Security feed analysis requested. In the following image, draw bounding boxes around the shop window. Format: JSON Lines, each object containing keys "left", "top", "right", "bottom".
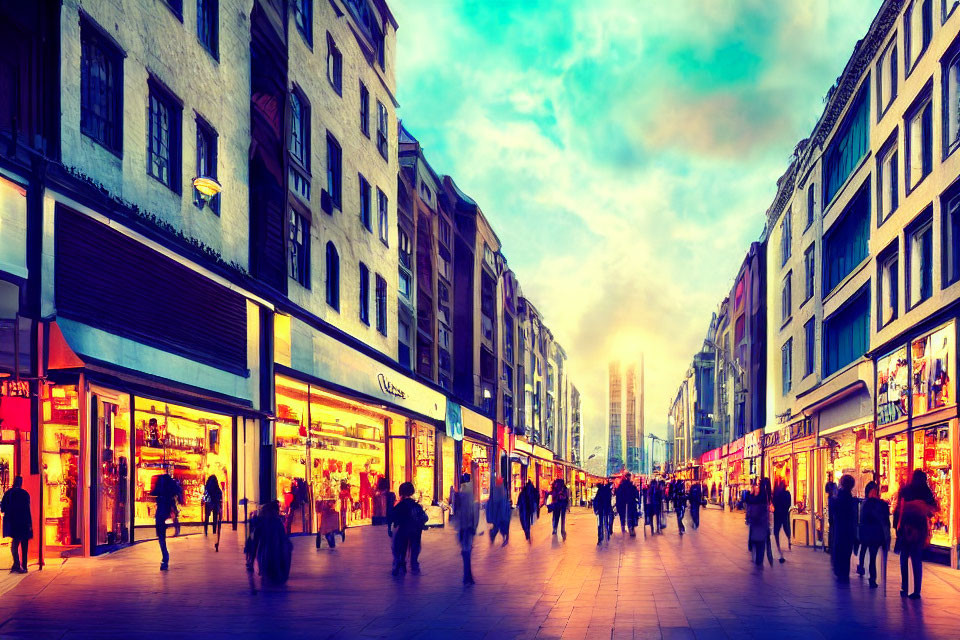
{"left": 823, "top": 285, "right": 870, "bottom": 377}
{"left": 462, "top": 442, "right": 490, "bottom": 503}
{"left": 326, "top": 132, "right": 342, "bottom": 210}
{"left": 359, "top": 81, "right": 370, "bottom": 137}
{"left": 288, "top": 209, "right": 310, "bottom": 288}
{"left": 413, "top": 423, "right": 435, "bottom": 504}
{"left": 878, "top": 245, "right": 899, "bottom": 328}
{"left": 823, "top": 182, "right": 870, "bottom": 295}
{"left": 42, "top": 385, "right": 82, "bottom": 550}
{"left": 876, "top": 39, "right": 897, "bottom": 118}
{"left": 80, "top": 18, "right": 123, "bottom": 153}
{"left": 824, "top": 83, "right": 870, "bottom": 206}
{"left": 905, "top": 0, "right": 932, "bottom": 73}
{"left": 147, "top": 80, "right": 182, "bottom": 191}
{"left": 911, "top": 322, "right": 955, "bottom": 415}
{"left": 92, "top": 388, "right": 131, "bottom": 546}
{"left": 877, "top": 346, "right": 909, "bottom": 426}
{"left": 326, "top": 33, "right": 342, "bottom": 95}
{"left": 877, "top": 138, "right": 898, "bottom": 225}
{"left": 197, "top": 0, "right": 219, "bottom": 59}
{"left": 913, "top": 425, "right": 951, "bottom": 546}
{"left": 359, "top": 262, "right": 369, "bottom": 325}
{"left": 132, "top": 397, "right": 232, "bottom": 534}
{"left": 879, "top": 433, "right": 909, "bottom": 503}
{"left": 376, "top": 274, "right": 387, "bottom": 336}
{"left": 907, "top": 211, "right": 933, "bottom": 308}
{"left": 906, "top": 91, "right": 933, "bottom": 192}
{"left": 294, "top": 0, "right": 312, "bottom": 46}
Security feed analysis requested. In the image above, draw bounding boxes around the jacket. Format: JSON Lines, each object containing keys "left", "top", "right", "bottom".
{"left": 859, "top": 497, "right": 891, "bottom": 549}
{"left": 391, "top": 497, "right": 428, "bottom": 539}
{"left": 745, "top": 495, "right": 770, "bottom": 543}
{"left": 0, "top": 487, "right": 31, "bottom": 540}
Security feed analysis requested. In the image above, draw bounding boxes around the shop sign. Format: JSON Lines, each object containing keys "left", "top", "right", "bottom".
{"left": 763, "top": 424, "right": 790, "bottom": 449}
{"left": 0, "top": 379, "right": 32, "bottom": 431}
{"left": 377, "top": 373, "right": 406, "bottom": 400}
{"left": 0, "top": 380, "right": 30, "bottom": 398}
{"left": 511, "top": 452, "right": 530, "bottom": 465}
{"left": 743, "top": 429, "right": 763, "bottom": 458}
{"left": 729, "top": 437, "right": 745, "bottom": 457}
{"left": 445, "top": 401, "right": 463, "bottom": 442}
{"left": 911, "top": 322, "right": 955, "bottom": 418}
{"left": 514, "top": 437, "right": 533, "bottom": 454}
{"left": 461, "top": 405, "right": 494, "bottom": 439}
{"left": 533, "top": 444, "right": 553, "bottom": 460}
{"left": 877, "top": 345, "right": 909, "bottom": 426}
{"left": 700, "top": 447, "right": 720, "bottom": 463}
{"left": 776, "top": 410, "right": 793, "bottom": 424}
{"left": 790, "top": 418, "right": 813, "bottom": 441}
{"left": 415, "top": 424, "right": 434, "bottom": 467}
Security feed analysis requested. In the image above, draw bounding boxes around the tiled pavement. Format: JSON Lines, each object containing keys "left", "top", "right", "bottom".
{"left": 0, "top": 507, "right": 959, "bottom": 639}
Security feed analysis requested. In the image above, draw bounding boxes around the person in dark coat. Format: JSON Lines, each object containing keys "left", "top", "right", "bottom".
{"left": 549, "top": 479, "right": 569, "bottom": 538}
{"left": 894, "top": 469, "right": 939, "bottom": 598}
{"left": 391, "top": 482, "right": 428, "bottom": 575}
{"left": 615, "top": 474, "right": 639, "bottom": 536}
{"left": 643, "top": 481, "right": 659, "bottom": 534}
{"left": 858, "top": 480, "right": 890, "bottom": 589}
{"left": 687, "top": 482, "right": 702, "bottom": 529}
{"left": 772, "top": 478, "right": 792, "bottom": 563}
{"left": 746, "top": 480, "right": 773, "bottom": 567}
{"left": 202, "top": 474, "right": 223, "bottom": 537}
{"left": 830, "top": 474, "right": 859, "bottom": 582}
{"left": 593, "top": 482, "right": 613, "bottom": 545}
{"left": 486, "top": 477, "right": 511, "bottom": 546}
{"left": 1, "top": 476, "right": 32, "bottom": 573}
{"left": 518, "top": 480, "right": 538, "bottom": 541}
{"left": 251, "top": 500, "right": 293, "bottom": 584}
{"left": 673, "top": 480, "right": 686, "bottom": 534}
{"left": 150, "top": 472, "right": 182, "bottom": 571}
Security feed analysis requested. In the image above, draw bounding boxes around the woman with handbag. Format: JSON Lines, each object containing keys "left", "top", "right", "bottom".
{"left": 894, "top": 469, "right": 939, "bottom": 599}
{"left": 549, "top": 478, "right": 569, "bottom": 538}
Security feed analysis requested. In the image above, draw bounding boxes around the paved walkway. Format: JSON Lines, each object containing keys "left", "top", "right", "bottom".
{"left": 0, "top": 507, "right": 959, "bottom": 639}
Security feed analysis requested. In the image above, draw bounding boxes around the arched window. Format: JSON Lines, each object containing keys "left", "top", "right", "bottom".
{"left": 326, "top": 241, "right": 340, "bottom": 311}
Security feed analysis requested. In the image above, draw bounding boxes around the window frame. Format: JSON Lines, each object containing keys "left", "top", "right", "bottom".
{"left": 359, "top": 173, "right": 372, "bottom": 231}
{"left": 163, "top": 0, "right": 184, "bottom": 21}
{"left": 359, "top": 262, "right": 370, "bottom": 325}
{"left": 942, "top": 186, "right": 960, "bottom": 288}
{"left": 905, "top": 0, "right": 933, "bottom": 75}
{"left": 326, "top": 131, "right": 342, "bottom": 210}
{"left": 905, "top": 85, "right": 934, "bottom": 194}
{"left": 906, "top": 208, "right": 934, "bottom": 309}
{"left": 377, "top": 187, "right": 389, "bottom": 246}
{"left": 326, "top": 33, "right": 342, "bottom": 96}
{"left": 876, "top": 132, "right": 899, "bottom": 226}
{"left": 876, "top": 37, "right": 898, "bottom": 120}
{"left": 806, "top": 183, "right": 816, "bottom": 230}
{"left": 877, "top": 242, "right": 900, "bottom": 329}
{"left": 376, "top": 274, "right": 388, "bottom": 336}
{"left": 780, "top": 208, "right": 792, "bottom": 267}
{"left": 803, "top": 244, "right": 816, "bottom": 302}
{"left": 196, "top": 0, "right": 219, "bottom": 60}
{"left": 942, "top": 42, "right": 960, "bottom": 159}
{"left": 359, "top": 81, "right": 370, "bottom": 137}
{"left": 946, "top": 0, "right": 960, "bottom": 23}
{"left": 377, "top": 100, "right": 388, "bottom": 160}
{"left": 781, "top": 338, "right": 793, "bottom": 395}
{"left": 287, "top": 207, "right": 311, "bottom": 288}
{"left": 194, "top": 115, "right": 219, "bottom": 214}
{"left": 781, "top": 271, "right": 792, "bottom": 326}
{"left": 288, "top": 87, "right": 310, "bottom": 172}
{"left": 295, "top": 0, "right": 313, "bottom": 47}
{"left": 80, "top": 17, "right": 124, "bottom": 155}
{"left": 803, "top": 318, "right": 816, "bottom": 378}
{"left": 325, "top": 241, "right": 340, "bottom": 311}
{"left": 822, "top": 284, "right": 871, "bottom": 378}
{"left": 146, "top": 78, "right": 183, "bottom": 193}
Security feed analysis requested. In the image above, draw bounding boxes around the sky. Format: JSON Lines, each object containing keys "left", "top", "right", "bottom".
{"left": 392, "top": 0, "right": 883, "bottom": 468}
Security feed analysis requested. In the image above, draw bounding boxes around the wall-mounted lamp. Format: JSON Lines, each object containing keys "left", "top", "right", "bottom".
{"left": 193, "top": 176, "right": 222, "bottom": 209}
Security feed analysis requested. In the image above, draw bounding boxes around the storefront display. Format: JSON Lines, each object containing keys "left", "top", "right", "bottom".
{"left": 41, "top": 384, "right": 81, "bottom": 550}
{"left": 911, "top": 324, "right": 954, "bottom": 417}
{"left": 413, "top": 422, "right": 436, "bottom": 505}
{"left": 913, "top": 425, "right": 951, "bottom": 548}
{"left": 824, "top": 423, "right": 875, "bottom": 497}
{"left": 878, "top": 433, "right": 908, "bottom": 504}
{"left": 133, "top": 397, "right": 233, "bottom": 535}
{"left": 463, "top": 440, "right": 491, "bottom": 503}
{"left": 877, "top": 346, "right": 909, "bottom": 426}
{"left": 440, "top": 433, "right": 455, "bottom": 506}
{"left": 92, "top": 386, "right": 130, "bottom": 547}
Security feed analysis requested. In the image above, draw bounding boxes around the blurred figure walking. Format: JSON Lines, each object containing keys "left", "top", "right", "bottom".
{"left": 248, "top": 500, "right": 293, "bottom": 587}
{"left": 594, "top": 481, "right": 613, "bottom": 545}
{"left": 151, "top": 471, "right": 182, "bottom": 571}
{"left": 772, "top": 478, "right": 791, "bottom": 563}
{"left": 830, "top": 474, "right": 858, "bottom": 583}
{"left": 454, "top": 473, "right": 479, "bottom": 585}
{"left": 487, "top": 477, "right": 511, "bottom": 546}
{"left": 894, "top": 469, "right": 939, "bottom": 599}
{"left": 858, "top": 480, "right": 890, "bottom": 589}
{"left": 518, "top": 480, "right": 539, "bottom": 541}
{"left": 391, "top": 482, "right": 428, "bottom": 575}
{"left": 550, "top": 478, "right": 569, "bottom": 538}
{"left": 687, "top": 482, "right": 702, "bottom": 529}
{"left": 1, "top": 476, "right": 31, "bottom": 573}
{"left": 746, "top": 479, "right": 773, "bottom": 567}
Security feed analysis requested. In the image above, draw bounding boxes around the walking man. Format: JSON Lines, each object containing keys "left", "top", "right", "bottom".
{"left": 674, "top": 480, "right": 686, "bottom": 534}
{"left": 518, "top": 480, "right": 538, "bottom": 541}
{"left": 151, "top": 470, "right": 182, "bottom": 571}
{"left": 454, "top": 473, "right": 479, "bottom": 585}
{"left": 687, "top": 482, "right": 702, "bottom": 529}
{"left": 1, "top": 476, "right": 31, "bottom": 573}
{"left": 594, "top": 481, "right": 613, "bottom": 545}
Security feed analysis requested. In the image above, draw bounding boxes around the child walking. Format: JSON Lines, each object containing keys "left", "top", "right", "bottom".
{"left": 390, "top": 482, "right": 428, "bottom": 575}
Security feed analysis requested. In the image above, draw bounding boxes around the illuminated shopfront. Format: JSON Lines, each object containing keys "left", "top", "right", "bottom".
{"left": 763, "top": 418, "right": 815, "bottom": 513}
{"left": 821, "top": 422, "right": 874, "bottom": 497}
{"left": 41, "top": 385, "right": 81, "bottom": 552}
{"left": 413, "top": 422, "right": 436, "bottom": 505}
{"left": 700, "top": 448, "right": 724, "bottom": 505}
{"left": 462, "top": 440, "right": 491, "bottom": 503}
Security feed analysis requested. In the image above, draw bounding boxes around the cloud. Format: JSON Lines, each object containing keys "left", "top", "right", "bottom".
{"left": 393, "top": 0, "right": 884, "bottom": 463}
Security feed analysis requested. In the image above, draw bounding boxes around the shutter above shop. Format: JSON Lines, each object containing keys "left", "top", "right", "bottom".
{"left": 54, "top": 205, "right": 248, "bottom": 374}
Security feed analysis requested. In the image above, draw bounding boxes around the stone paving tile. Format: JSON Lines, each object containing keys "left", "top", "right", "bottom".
{"left": 3, "top": 507, "right": 960, "bottom": 638}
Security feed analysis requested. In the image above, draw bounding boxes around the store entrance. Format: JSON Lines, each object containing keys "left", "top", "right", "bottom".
{"left": 41, "top": 384, "right": 82, "bottom": 556}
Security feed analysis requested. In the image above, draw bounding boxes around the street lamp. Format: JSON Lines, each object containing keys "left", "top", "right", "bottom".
{"left": 193, "top": 176, "right": 222, "bottom": 209}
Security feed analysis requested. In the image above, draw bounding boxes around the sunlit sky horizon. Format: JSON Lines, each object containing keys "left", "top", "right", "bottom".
{"left": 392, "top": 0, "right": 883, "bottom": 465}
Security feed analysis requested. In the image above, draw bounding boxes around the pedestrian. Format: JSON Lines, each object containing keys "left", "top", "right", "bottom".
{"left": 202, "top": 474, "right": 223, "bottom": 538}
{"left": 391, "top": 481, "right": 428, "bottom": 575}
{"left": 250, "top": 500, "right": 293, "bottom": 585}
{"left": 338, "top": 479, "right": 351, "bottom": 541}
{"left": 746, "top": 479, "right": 773, "bottom": 567}
{"left": 625, "top": 476, "right": 639, "bottom": 536}
{"left": 894, "top": 469, "right": 939, "bottom": 599}
{"left": 615, "top": 474, "right": 638, "bottom": 535}
{"left": 448, "top": 484, "right": 456, "bottom": 518}
{"left": 150, "top": 471, "right": 182, "bottom": 571}
{"left": 454, "top": 473, "right": 479, "bottom": 585}
{"left": 830, "top": 474, "right": 859, "bottom": 583}
{"left": 673, "top": 480, "right": 686, "bottom": 535}
{"left": 550, "top": 478, "right": 569, "bottom": 538}
{"left": 824, "top": 472, "right": 838, "bottom": 553}
{"left": 772, "top": 478, "right": 792, "bottom": 563}
{"left": 643, "top": 480, "right": 659, "bottom": 534}
{"left": 1, "top": 476, "right": 32, "bottom": 573}
{"left": 688, "top": 482, "right": 702, "bottom": 529}
{"left": 593, "top": 481, "right": 613, "bottom": 545}
{"left": 518, "top": 480, "right": 538, "bottom": 541}
{"left": 486, "top": 477, "right": 511, "bottom": 546}
{"left": 858, "top": 481, "right": 890, "bottom": 589}
{"left": 315, "top": 498, "right": 340, "bottom": 549}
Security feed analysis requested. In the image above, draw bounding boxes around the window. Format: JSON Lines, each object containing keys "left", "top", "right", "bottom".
{"left": 358, "top": 174, "right": 371, "bottom": 230}
{"left": 377, "top": 100, "right": 388, "bottom": 159}
{"left": 823, "top": 183, "right": 870, "bottom": 294}
{"left": 398, "top": 317, "right": 412, "bottom": 370}
{"left": 195, "top": 117, "right": 218, "bottom": 213}
{"left": 877, "top": 141, "right": 899, "bottom": 224}
{"left": 398, "top": 269, "right": 412, "bottom": 299}
{"left": 359, "top": 262, "right": 370, "bottom": 325}
{"left": 877, "top": 40, "right": 897, "bottom": 117}
{"left": 946, "top": 0, "right": 960, "bottom": 22}
{"left": 80, "top": 20, "right": 123, "bottom": 153}
{"left": 824, "top": 84, "right": 870, "bottom": 206}
{"left": 905, "top": 0, "right": 932, "bottom": 72}
{"left": 823, "top": 286, "right": 870, "bottom": 377}
{"left": 294, "top": 0, "right": 312, "bottom": 46}
{"left": 908, "top": 213, "right": 934, "bottom": 308}
{"left": 438, "top": 324, "right": 451, "bottom": 352}
{"left": 438, "top": 282, "right": 450, "bottom": 325}
{"left": 879, "top": 246, "right": 899, "bottom": 328}
{"left": 377, "top": 188, "right": 388, "bottom": 245}
{"left": 781, "top": 339, "right": 792, "bottom": 395}
{"left": 943, "top": 191, "right": 960, "bottom": 286}
{"left": 906, "top": 92, "right": 933, "bottom": 191}
{"left": 326, "top": 241, "right": 340, "bottom": 311}
{"left": 804, "top": 244, "right": 815, "bottom": 301}
{"left": 326, "top": 34, "right": 342, "bottom": 95}
{"left": 376, "top": 274, "right": 387, "bottom": 336}
{"left": 359, "top": 81, "right": 370, "bottom": 137}
{"left": 288, "top": 209, "right": 310, "bottom": 287}
{"left": 147, "top": 81, "right": 181, "bottom": 191}
{"left": 289, "top": 90, "right": 309, "bottom": 168}
{"left": 326, "top": 133, "right": 342, "bottom": 209}
{"left": 504, "top": 317, "right": 515, "bottom": 364}
{"left": 197, "top": 0, "right": 219, "bottom": 58}
{"left": 780, "top": 208, "right": 791, "bottom": 266}
{"left": 163, "top": 0, "right": 183, "bottom": 19}
{"left": 804, "top": 318, "right": 815, "bottom": 377}
{"left": 398, "top": 228, "right": 412, "bottom": 268}
{"left": 781, "top": 272, "right": 792, "bottom": 325}
{"left": 806, "top": 184, "right": 816, "bottom": 228}
{"left": 944, "top": 49, "right": 960, "bottom": 155}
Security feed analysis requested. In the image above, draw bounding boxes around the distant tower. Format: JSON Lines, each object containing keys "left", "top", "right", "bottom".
{"left": 638, "top": 355, "right": 645, "bottom": 474}
{"left": 625, "top": 363, "right": 639, "bottom": 474}
{"left": 607, "top": 362, "right": 624, "bottom": 475}
{"left": 609, "top": 359, "right": 643, "bottom": 475}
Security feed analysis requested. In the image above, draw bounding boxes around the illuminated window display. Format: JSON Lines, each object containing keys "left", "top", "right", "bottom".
{"left": 771, "top": 456, "right": 791, "bottom": 502}
{"left": 795, "top": 452, "right": 808, "bottom": 512}
{"left": 133, "top": 397, "right": 232, "bottom": 532}
{"left": 911, "top": 323, "right": 954, "bottom": 416}
{"left": 91, "top": 387, "right": 130, "bottom": 546}
{"left": 913, "top": 425, "right": 951, "bottom": 548}
{"left": 827, "top": 425, "right": 875, "bottom": 497}
{"left": 275, "top": 375, "right": 387, "bottom": 532}
{"left": 41, "top": 385, "right": 81, "bottom": 550}
{"left": 463, "top": 441, "right": 491, "bottom": 502}
{"left": 878, "top": 433, "right": 908, "bottom": 504}
{"left": 388, "top": 418, "right": 407, "bottom": 495}
{"left": 440, "top": 433, "right": 455, "bottom": 505}
{"left": 413, "top": 422, "right": 435, "bottom": 505}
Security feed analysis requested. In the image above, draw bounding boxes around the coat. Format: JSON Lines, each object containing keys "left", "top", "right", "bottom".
{"left": 486, "top": 484, "right": 511, "bottom": 528}
{"left": 0, "top": 487, "right": 31, "bottom": 540}
{"left": 829, "top": 490, "right": 859, "bottom": 551}
{"left": 251, "top": 511, "right": 293, "bottom": 583}
{"left": 453, "top": 482, "right": 479, "bottom": 535}
{"left": 391, "top": 497, "right": 428, "bottom": 540}
{"left": 745, "top": 495, "right": 770, "bottom": 543}
{"left": 594, "top": 484, "right": 613, "bottom": 515}
{"left": 859, "top": 497, "right": 891, "bottom": 549}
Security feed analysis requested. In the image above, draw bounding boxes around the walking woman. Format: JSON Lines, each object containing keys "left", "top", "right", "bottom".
{"left": 518, "top": 480, "right": 539, "bottom": 541}
{"left": 203, "top": 475, "right": 223, "bottom": 539}
{"left": 746, "top": 479, "right": 773, "bottom": 567}
{"left": 859, "top": 480, "right": 891, "bottom": 589}
{"left": 594, "top": 481, "right": 613, "bottom": 545}
{"left": 550, "top": 478, "right": 569, "bottom": 538}
{"left": 771, "top": 478, "right": 791, "bottom": 563}
{"left": 894, "top": 469, "right": 939, "bottom": 599}
{"left": 830, "top": 474, "right": 859, "bottom": 583}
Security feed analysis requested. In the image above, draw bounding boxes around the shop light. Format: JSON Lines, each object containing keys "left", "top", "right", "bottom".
{"left": 193, "top": 176, "right": 222, "bottom": 208}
